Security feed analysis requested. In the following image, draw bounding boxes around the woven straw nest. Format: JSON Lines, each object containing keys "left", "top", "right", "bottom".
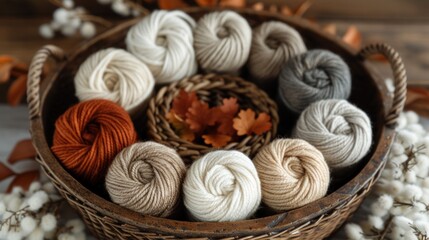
{"left": 146, "top": 73, "right": 279, "bottom": 163}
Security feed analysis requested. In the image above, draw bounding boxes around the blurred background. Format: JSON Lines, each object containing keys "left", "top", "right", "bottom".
{"left": 1, "top": 0, "right": 429, "bottom": 103}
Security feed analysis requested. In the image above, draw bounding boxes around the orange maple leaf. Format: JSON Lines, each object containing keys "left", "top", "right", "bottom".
{"left": 217, "top": 97, "right": 239, "bottom": 135}
{"left": 166, "top": 110, "right": 195, "bottom": 142}
{"left": 186, "top": 100, "right": 220, "bottom": 133}
{"left": 233, "top": 109, "right": 272, "bottom": 136}
{"left": 202, "top": 133, "right": 232, "bottom": 148}
{"left": 171, "top": 90, "right": 198, "bottom": 119}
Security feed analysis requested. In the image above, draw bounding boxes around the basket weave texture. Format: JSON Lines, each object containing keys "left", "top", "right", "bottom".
{"left": 146, "top": 73, "right": 279, "bottom": 163}
{"left": 26, "top": 7, "right": 407, "bottom": 240}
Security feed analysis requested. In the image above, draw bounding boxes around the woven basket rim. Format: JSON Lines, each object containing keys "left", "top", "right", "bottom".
{"left": 30, "top": 7, "right": 397, "bottom": 238}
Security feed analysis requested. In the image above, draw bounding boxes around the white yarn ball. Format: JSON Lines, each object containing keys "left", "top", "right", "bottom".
{"left": 293, "top": 99, "right": 372, "bottom": 170}
{"left": 75, "top": 48, "right": 155, "bottom": 114}
{"left": 183, "top": 150, "right": 261, "bottom": 222}
{"left": 194, "top": 11, "right": 252, "bottom": 73}
{"left": 126, "top": 10, "right": 197, "bottom": 84}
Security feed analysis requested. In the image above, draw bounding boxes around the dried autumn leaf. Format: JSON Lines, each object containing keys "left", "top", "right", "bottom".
{"left": 219, "top": 0, "right": 245, "bottom": 7}
{"left": 294, "top": 0, "right": 314, "bottom": 16}
{"left": 172, "top": 90, "right": 198, "bottom": 118}
{"left": 233, "top": 109, "right": 272, "bottom": 136}
{"left": 0, "top": 62, "right": 13, "bottom": 83}
{"left": 186, "top": 100, "right": 220, "bottom": 133}
{"left": 252, "top": 2, "right": 264, "bottom": 11}
{"left": 202, "top": 133, "right": 232, "bottom": 147}
{"left": 342, "top": 25, "right": 362, "bottom": 50}
{"left": 323, "top": 23, "right": 337, "bottom": 35}
{"left": 7, "top": 139, "right": 36, "bottom": 164}
{"left": 217, "top": 98, "right": 239, "bottom": 135}
{"left": 7, "top": 75, "right": 27, "bottom": 106}
{"left": 405, "top": 87, "right": 429, "bottom": 117}
{"left": 158, "top": 0, "right": 188, "bottom": 9}
{"left": 280, "top": 5, "right": 293, "bottom": 16}
{"left": 0, "top": 162, "right": 15, "bottom": 181}
{"left": 6, "top": 170, "right": 39, "bottom": 193}
{"left": 166, "top": 111, "right": 195, "bottom": 142}
{"left": 0, "top": 55, "right": 14, "bottom": 64}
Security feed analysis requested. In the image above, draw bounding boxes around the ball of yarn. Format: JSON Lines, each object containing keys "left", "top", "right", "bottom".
{"left": 105, "top": 141, "right": 186, "bottom": 217}
{"left": 194, "top": 11, "right": 252, "bottom": 73}
{"left": 74, "top": 48, "right": 155, "bottom": 114}
{"left": 293, "top": 99, "right": 372, "bottom": 169}
{"left": 253, "top": 139, "right": 330, "bottom": 211}
{"left": 183, "top": 150, "right": 261, "bottom": 222}
{"left": 248, "top": 21, "right": 307, "bottom": 82}
{"left": 126, "top": 10, "right": 197, "bottom": 84}
{"left": 278, "top": 49, "right": 351, "bottom": 113}
{"left": 51, "top": 99, "right": 137, "bottom": 186}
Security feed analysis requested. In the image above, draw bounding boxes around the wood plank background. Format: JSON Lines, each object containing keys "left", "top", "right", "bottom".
{"left": 0, "top": 0, "right": 428, "bottom": 102}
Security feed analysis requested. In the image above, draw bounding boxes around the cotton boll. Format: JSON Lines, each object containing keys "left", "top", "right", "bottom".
{"left": 390, "top": 154, "right": 408, "bottom": 166}
{"left": 381, "top": 169, "right": 395, "bottom": 180}
{"left": 7, "top": 231, "right": 23, "bottom": 240}
{"left": 61, "top": 24, "right": 77, "bottom": 37}
{"left": 396, "top": 114, "right": 408, "bottom": 130}
{"left": 27, "top": 227, "right": 44, "bottom": 240}
{"left": 392, "top": 167, "right": 403, "bottom": 179}
{"left": 390, "top": 225, "right": 406, "bottom": 239}
{"left": 0, "top": 223, "right": 9, "bottom": 238}
{"left": 42, "top": 182, "right": 56, "bottom": 194}
{"left": 423, "top": 178, "right": 429, "bottom": 189}
{"left": 420, "top": 188, "right": 429, "bottom": 204}
{"left": 58, "top": 233, "right": 76, "bottom": 240}
{"left": 29, "top": 182, "right": 42, "bottom": 194}
{"left": 368, "top": 215, "right": 384, "bottom": 230}
{"left": 41, "top": 214, "right": 57, "bottom": 232}
{"left": 0, "top": 202, "right": 6, "bottom": 214}
{"left": 80, "top": 22, "right": 96, "bottom": 38}
{"left": 39, "top": 24, "right": 55, "bottom": 39}
{"left": 73, "top": 232, "right": 86, "bottom": 240}
{"left": 390, "top": 205, "right": 411, "bottom": 216}
{"left": 386, "top": 180, "right": 404, "bottom": 195}
{"left": 370, "top": 195, "right": 393, "bottom": 217}
{"left": 401, "top": 184, "right": 423, "bottom": 201}
{"left": 405, "top": 111, "right": 419, "bottom": 124}
{"left": 414, "top": 220, "right": 429, "bottom": 235}
{"left": 62, "top": 0, "right": 74, "bottom": 9}
{"left": 12, "top": 186, "right": 24, "bottom": 195}
{"left": 28, "top": 191, "right": 49, "bottom": 211}
{"left": 416, "top": 155, "right": 429, "bottom": 177}
{"left": 112, "top": 0, "right": 130, "bottom": 16}
{"left": 397, "top": 129, "right": 418, "bottom": 147}
{"left": 66, "top": 219, "right": 85, "bottom": 233}
{"left": 68, "top": 17, "right": 81, "bottom": 29}
{"left": 7, "top": 195, "right": 23, "bottom": 212}
{"left": 393, "top": 216, "right": 413, "bottom": 229}
{"left": 344, "top": 223, "right": 364, "bottom": 240}
{"left": 404, "top": 232, "right": 418, "bottom": 240}
{"left": 412, "top": 201, "right": 427, "bottom": 213}
{"left": 53, "top": 8, "right": 71, "bottom": 25}
{"left": 20, "top": 216, "right": 37, "bottom": 234}
{"left": 405, "top": 171, "right": 417, "bottom": 183}
{"left": 411, "top": 212, "right": 428, "bottom": 222}
{"left": 391, "top": 142, "right": 405, "bottom": 156}
{"left": 406, "top": 123, "right": 425, "bottom": 137}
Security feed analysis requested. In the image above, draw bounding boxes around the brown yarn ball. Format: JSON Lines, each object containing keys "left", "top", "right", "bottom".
{"left": 253, "top": 138, "right": 330, "bottom": 211}
{"left": 105, "top": 141, "right": 186, "bottom": 217}
{"left": 51, "top": 99, "right": 137, "bottom": 187}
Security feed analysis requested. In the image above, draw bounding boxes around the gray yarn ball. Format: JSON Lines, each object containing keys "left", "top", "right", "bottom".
{"left": 293, "top": 99, "right": 372, "bottom": 170}
{"left": 278, "top": 49, "right": 351, "bottom": 113}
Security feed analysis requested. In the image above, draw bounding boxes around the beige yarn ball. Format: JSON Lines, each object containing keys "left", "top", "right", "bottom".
{"left": 253, "top": 139, "right": 330, "bottom": 211}
{"left": 293, "top": 99, "right": 373, "bottom": 170}
{"left": 183, "top": 150, "right": 261, "bottom": 222}
{"left": 194, "top": 11, "right": 252, "bottom": 73}
{"left": 105, "top": 141, "right": 186, "bottom": 217}
{"left": 126, "top": 10, "right": 197, "bottom": 84}
{"left": 74, "top": 48, "right": 155, "bottom": 114}
{"left": 248, "top": 21, "right": 307, "bottom": 83}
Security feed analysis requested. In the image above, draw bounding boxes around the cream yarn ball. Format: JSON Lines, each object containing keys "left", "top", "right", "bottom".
{"left": 183, "top": 150, "right": 261, "bottom": 222}
{"left": 126, "top": 10, "right": 197, "bottom": 84}
{"left": 74, "top": 48, "right": 155, "bottom": 114}
{"left": 293, "top": 99, "right": 372, "bottom": 170}
{"left": 248, "top": 21, "right": 307, "bottom": 82}
{"left": 194, "top": 11, "right": 252, "bottom": 73}
{"left": 253, "top": 139, "right": 329, "bottom": 211}
{"left": 105, "top": 141, "right": 186, "bottom": 217}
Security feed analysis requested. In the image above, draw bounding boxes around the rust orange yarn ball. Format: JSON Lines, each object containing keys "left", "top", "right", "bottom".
{"left": 51, "top": 99, "right": 137, "bottom": 187}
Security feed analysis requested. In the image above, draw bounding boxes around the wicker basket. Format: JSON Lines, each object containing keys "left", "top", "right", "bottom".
{"left": 146, "top": 74, "right": 279, "bottom": 163}
{"left": 27, "top": 7, "right": 407, "bottom": 239}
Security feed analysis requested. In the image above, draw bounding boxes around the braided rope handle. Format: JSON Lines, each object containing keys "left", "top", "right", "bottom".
{"left": 359, "top": 43, "right": 407, "bottom": 128}
{"left": 27, "top": 45, "right": 66, "bottom": 120}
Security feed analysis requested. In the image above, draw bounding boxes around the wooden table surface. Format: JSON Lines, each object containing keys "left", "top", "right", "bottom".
{"left": 0, "top": 16, "right": 428, "bottom": 86}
